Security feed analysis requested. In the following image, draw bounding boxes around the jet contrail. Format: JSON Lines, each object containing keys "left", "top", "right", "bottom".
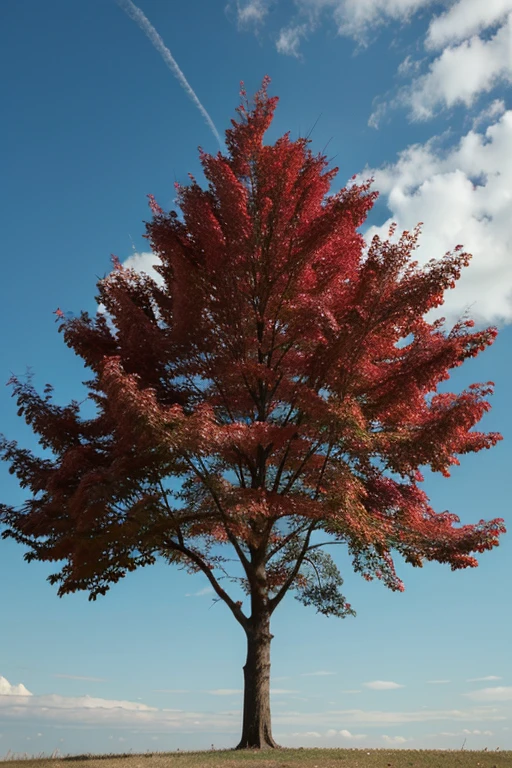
{"left": 115, "top": 0, "right": 223, "bottom": 148}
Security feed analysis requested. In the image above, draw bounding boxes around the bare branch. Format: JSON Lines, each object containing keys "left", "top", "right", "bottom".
{"left": 163, "top": 536, "right": 249, "bottom": 631}
{"left": 158, "top": 480, "right": 184, "bottom": 547}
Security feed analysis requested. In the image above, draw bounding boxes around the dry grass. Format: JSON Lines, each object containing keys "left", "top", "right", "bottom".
{"left": 0, "top": 748, "right": 510, "bottom": 768}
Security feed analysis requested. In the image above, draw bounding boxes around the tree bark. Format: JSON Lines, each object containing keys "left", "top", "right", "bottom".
{"left": 235, "top": 610, "right": 280, "bottom": 749}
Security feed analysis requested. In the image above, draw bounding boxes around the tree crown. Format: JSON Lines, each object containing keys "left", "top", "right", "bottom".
{"left": 0, "top": 78, "right": 505, "bottom": 622}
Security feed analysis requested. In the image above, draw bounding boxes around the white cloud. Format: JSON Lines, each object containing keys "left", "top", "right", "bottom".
{"left": 339, "top": 728, "right": 367, "bottom": 739}
{"left": 323, "top": 707, "right": 509, "bottom": 724}
{"left": 407, "top": 15, "right": 512, "bottom": 121}
{"left": 472, "top": 98, "right": 506, "bottom": 129}
{"left": 118, "top": 251, "right": 163, "bottom": 285}
{"left": 363, "top": 680, "right": 405, "bottom": 690}
{"left": 96, "top": 250, "right": 163, "bottom": 319}
{"left": 361, "top": 108, "right": 512, "bottom": 331}
{"left": 464, "top": 687, "right": 512, "bottom": 702}
{"left": 294, "top": 0, "right": 435, "bottom": 42}
{"left": 467, "top": 676, "right": 503, "bottom": 682}
{"left": 271, "top": 689, "right": 300, "bottom": 694}
{"left": 276, "top": 23, "right": 309, "bottom": 56}
{"left": 185, "top": 586, "right": 215, "bottom": 597}
{"left": 0, "top": 677, "right": 510, "bottom": 736}
{"left": 426, "top": 0, "right": 512, "bottom": 49}
{"left": 205, "top": 689, "right": 242, "bottom": 696}
{"left": 397, "top": 54, "right": 423, "bottom": 77}
{"left": 235, "top": 0, "right": 270, "bottom": 27}
{"left": 289, "top": 727, "right": 366, "bottom": 739}
{"left": 204, "top": 687, "right": 297, "bottom": 697}
{"left": 301, "top": 670, "right": 336, "bottom": 676}
{"left": 0, "top": 677, "right": 32, "bottom": 696}
{"left": 383, "top": 734, "right": 408, "bottom": 743}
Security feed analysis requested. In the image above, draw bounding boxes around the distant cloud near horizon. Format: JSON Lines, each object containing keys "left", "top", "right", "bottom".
{"left": 383, "top": 734, "right": 409, "bottom": 744}
{"left": 300, "top": 671, "right": 336, "bottom": 677}
{"left": 467, "top": 676, "right": 502, "bottom": 682}
{"left": 0, "top": 676, "right": 32, "bottom": 696}
{"left": 464, "top": 686, "right": 512, "bottom": 702}
{"left": 363, "top": 680, "right": 405, "bottom": 690}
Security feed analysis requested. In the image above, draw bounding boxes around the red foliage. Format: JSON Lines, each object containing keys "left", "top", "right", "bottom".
{"left": 0, "top": 78, "right": 505, "bottom": 610}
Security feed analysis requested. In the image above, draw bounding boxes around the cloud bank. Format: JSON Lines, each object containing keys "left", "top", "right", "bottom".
{"left": 361, "top": 107, "right": 512, "bottom": 331}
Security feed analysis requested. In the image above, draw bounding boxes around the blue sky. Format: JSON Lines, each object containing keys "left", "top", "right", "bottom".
{"left": 1, "top": 0, "right": 511, "bottom": 757}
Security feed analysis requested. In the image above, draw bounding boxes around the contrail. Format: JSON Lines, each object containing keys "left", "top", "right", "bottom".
{"left": 114, "top": 0, "right": 223, "bottom": 148}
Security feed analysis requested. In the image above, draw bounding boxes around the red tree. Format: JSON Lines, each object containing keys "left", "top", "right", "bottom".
{"left": 0, "top": 78, "right": 505, "bottom": 750}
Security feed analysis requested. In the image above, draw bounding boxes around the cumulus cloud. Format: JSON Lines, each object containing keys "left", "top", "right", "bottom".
{"left": 293, "top": 0, "right": 435, "bottom": 44}
{"left": 426, "top": 0, "right": 512, "bottom": 49}
{"left": 0, "top": 676, "right": 32, "bottom": 696}
{"left": 464, "top": 687, "right": 512, "bottom": 702}
{"left": 383, "top": 734, "right": 408, "bottom": 743}
{"left": 407, "top": 15, "right": 512, "bottom": 121}
{"left": 239, "top": 1, "right": 512, "bottom": 124}
{"left": 467, "top": 676, "right": 503, "bottom": 682}
{"left": 462, "top": 728, "right": 494, "bottom": 734}
{"left": 235, "top": 0, "right": 436, "bottom": 56}
{"left": 361, "top": 108, "right": 512, "bottom": 331}
{"left": 290, "top": 727, "right": 367, "bottom": 739}
{"left": 117, "top": 251, "right": 163, "bottom": 285}
{"left": 363, "top": 680, "right": 405, "bottom": 690}
{"left": 96, "top": 250, "right": 163, "bottom": 320}
{"left": 339, "top": 728, "right": 367, "bottom": 739}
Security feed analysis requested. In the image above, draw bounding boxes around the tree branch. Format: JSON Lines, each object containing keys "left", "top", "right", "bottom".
{"left": 280, "top": 437, "right": 325, "bottom": 496}
{"left": 182, "top": 454, "right": 256, "bottom": 589}
{"left": 268, "top": 520, "right": 317, "bottom": 615}
{"left": 265, "top": 520, "right": 314, "bottom": 563}
{"left": 162, "top": 536, "right": 249, "bottom": 631}
{"left": 158, "top": 480, "right": 184, "bottom": 547}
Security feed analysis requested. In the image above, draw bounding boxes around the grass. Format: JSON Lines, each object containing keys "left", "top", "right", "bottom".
{"left": 0, "top": 747, "right": 510, "bottom": 768}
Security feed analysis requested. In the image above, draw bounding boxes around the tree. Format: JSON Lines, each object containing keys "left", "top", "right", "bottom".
{"left": 0, "top": 77, "right": 506, "bottom": 750}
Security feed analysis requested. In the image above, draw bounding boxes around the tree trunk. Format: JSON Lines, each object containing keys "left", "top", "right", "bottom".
{"left": 235, "top": 611, "right": 280, "bottom": 749}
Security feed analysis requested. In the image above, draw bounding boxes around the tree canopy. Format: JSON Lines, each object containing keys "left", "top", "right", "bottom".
{"left": 0, "top": 76, "right": 505, "bottom": 750}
